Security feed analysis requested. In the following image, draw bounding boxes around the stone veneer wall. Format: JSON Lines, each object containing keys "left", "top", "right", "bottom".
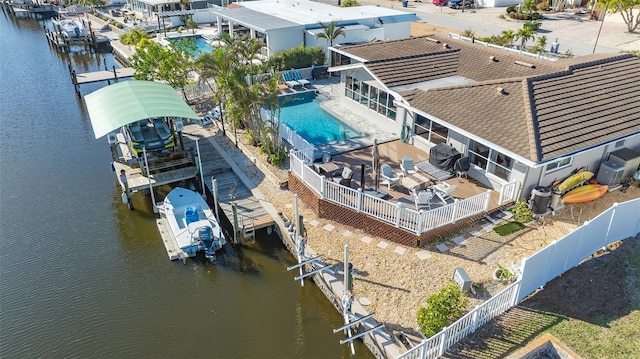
{"left": 288, "top": 172, "right": 497, "bottom": 247}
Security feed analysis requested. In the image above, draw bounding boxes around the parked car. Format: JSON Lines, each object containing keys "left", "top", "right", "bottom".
{"left": 432, "top": 0, "right": 449, "bottom": 6}
{"left": 448, "top": 0, "right": 473, "bottom": 8}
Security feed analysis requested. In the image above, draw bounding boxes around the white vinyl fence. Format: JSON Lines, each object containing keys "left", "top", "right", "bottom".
{"left": 262, "top": 108, "right": 316, "bottom": 165}
{"left": 290, "top": 150, "right": 491, "bottom": 235}
{"left": 397, "top": 198, "right": 640, "bottom": 359}
{"left": 516, "top": 199, "right": 640, "bottom": 302}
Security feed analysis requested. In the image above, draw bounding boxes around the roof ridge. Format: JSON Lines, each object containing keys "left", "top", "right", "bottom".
{"left": 522, "top": 78, "right": 542, "bottom": 162}
{"left": 366, "top": 49, "right": 460, "bottom": 64}
{"left": 565, "top": 53, "right": 636, "bottom": 72}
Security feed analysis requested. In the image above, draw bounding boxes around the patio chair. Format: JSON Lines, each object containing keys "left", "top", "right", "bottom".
{"left": 380, "top": 164, "right": 400, "bottom": 189}
{"left": 292, "top": 70, "right": 311, "bottom": 87}
{"left": 453, "top": 156, "right": 470, "bottom": 182}
{"left": 400, "top": 156, "right": 417, "bottom": 177}
{"left": 313, "top": 153, "right": 332, "bottom": 172}
{"left": 433, "top": 182, "right": 457, "bottom": 204}
{"left": 413, "top": 189, "right": 433, "bottom": 211}
{"left": 281, "top": 72, "right": 300, "bottom": 89}
{"left": 332, "top": 167, "right": 353, "bottom": 187}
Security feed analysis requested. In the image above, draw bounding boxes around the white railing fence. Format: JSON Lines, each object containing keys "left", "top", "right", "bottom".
{"left": 498, "top": 181, "right": 519, "bottom": 205}
{"left": 289, "top": 151, "right": 491, "bottom": 236}
{"left": 397, "top": 198, "right": 640, "bottom": 359}
{"left": 182, "top": 81, "right": 214, "bottom": 101}
{"left": 446, "top": 33, "right": 560, "bottom": 62}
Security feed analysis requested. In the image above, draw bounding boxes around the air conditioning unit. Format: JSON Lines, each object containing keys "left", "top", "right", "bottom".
{"left": 608, "top": 148, "right": 640, "bottom": 180}
{"left": 596, "top": 161, "right": 625, "bottom": 187}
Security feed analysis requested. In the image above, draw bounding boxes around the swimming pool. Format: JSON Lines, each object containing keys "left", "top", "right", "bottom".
{"left": 168, "top": 35, "right": 212, "bottom": 56}
{"left": 278, "top": 92, "right": 360, "bottom": 146}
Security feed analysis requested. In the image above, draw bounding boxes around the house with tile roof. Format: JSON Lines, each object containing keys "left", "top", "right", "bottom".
{"left": 329, "top": 35, "right": 640, "bottom": 200}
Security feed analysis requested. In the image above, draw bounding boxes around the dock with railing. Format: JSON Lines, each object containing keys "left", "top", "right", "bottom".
{"left": 180, "top": 124, "right": 275, "bottom": 243}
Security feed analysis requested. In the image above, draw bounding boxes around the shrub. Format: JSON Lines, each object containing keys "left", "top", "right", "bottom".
{"left": 461, "top": 29, "right": 475, "bottom": 38}
{"left": 265, "top": 45, "right": 326, "bottom": 70}
{"left": 537, "top": 1, "right": 550, "bottom": 11}
{"left": 416, "top": 281, "right": 469, "bottom": 337}
{"left": 506, "top": 5, "right": 517, "bottom": 13}
{"left": 494, "top": 263, "right": 515, "bottom": 282}
{"left": 509, "top": 200, "right": 533, "bottom": 223}
{"left": 341, "top": 0, "right": 360, "bottom": 7}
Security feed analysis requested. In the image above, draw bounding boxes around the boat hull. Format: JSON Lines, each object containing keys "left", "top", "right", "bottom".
{"left": 160, "top": 187, "right": 225, "bottom": 261}
{"left": 562, "top": 184, "right": 608, "bottom": 204}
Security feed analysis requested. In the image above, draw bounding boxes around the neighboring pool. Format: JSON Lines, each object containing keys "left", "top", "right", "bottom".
{"left": 168, "top": 35, "right": 212, "bottom": 56}
{"left": 278, "top": 92, "right": 360, "bottom": 146}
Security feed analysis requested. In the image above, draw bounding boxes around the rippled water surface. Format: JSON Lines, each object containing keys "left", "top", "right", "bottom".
{"left": 0, "top": 14, "right": 373, "bottom": 358}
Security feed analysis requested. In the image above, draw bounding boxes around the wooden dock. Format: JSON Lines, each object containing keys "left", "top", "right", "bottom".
{"left": 180, "top": 125, "right": 275, "bottom": 241}
{"left": 69, "top": 63, "right": 135, "bottom": 95}
{"left": 74, "top": 67, "right": 135, "bottom": 85}
{"left": 109, "top": 121, "right": 274, "bottom": 242}
{"left": 112, "top": 133, "right": 199, "bottom": 193}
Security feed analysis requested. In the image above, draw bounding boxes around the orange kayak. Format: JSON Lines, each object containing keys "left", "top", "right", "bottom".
{"left": 562, "top": 184, "right": 608, "bottom": 204}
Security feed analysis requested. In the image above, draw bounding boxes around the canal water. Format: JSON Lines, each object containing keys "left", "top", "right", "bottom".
{"left": 0, "top": 15, "right": 373, "bottom": 358}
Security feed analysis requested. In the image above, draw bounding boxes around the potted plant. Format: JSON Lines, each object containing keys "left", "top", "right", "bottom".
{"left": 493, "top": 263, "right": 515, "bottom": 283}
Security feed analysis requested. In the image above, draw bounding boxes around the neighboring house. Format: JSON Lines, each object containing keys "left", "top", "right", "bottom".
{"left": 208, "top": 0, "right": 418, "bottom": 58}
{"left": 126, "top": 0, "right": 225, "bottom": 25}
{"left": 329, "top": 35, "right": 640, "bottom": 199}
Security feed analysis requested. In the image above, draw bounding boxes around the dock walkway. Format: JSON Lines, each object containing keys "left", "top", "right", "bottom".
{"left": 180, "top": 125, "right": 275, "bottom": 240}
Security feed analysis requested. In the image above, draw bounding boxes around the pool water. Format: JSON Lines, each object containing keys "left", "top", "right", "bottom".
{"left": 168, "top": 35, "right": 212, "bottom": 56}
{"left": 279, "top": 92, "right": 360, "bottom": 146}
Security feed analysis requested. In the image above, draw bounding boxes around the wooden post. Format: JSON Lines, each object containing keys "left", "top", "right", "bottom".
{"left": 119, "top": 169, "right": 134, "bottom": 210}
{"left": 211, "top": 176, "right": 220, "bottom": 222}
{"left": 231, "top": 202, "right": 239, "bottom": 244}
{"left": 112, "top": 65, "right": 118, "bottom": 83}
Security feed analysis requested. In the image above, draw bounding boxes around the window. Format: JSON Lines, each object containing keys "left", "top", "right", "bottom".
{"left": 468, "top": 139, "right": 514, "bottom": 181}
{"left": 614, "top": 140, "right": 626, "bottom": 149}
{"left": 545, "top": 157, "right": 572, "bottom": 173}
{"left": 344, "top": 76, "right": 396, "bottom": 121}
{"left": 415, "top": 114, "right": 448, "bottom": 144}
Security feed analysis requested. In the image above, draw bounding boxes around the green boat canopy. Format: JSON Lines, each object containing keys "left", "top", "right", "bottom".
{"left": 85, "top": 81, "right": 200, "bottom": 139}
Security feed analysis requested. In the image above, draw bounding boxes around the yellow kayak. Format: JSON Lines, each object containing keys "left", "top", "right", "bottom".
{"left": 556, "top": 171, "right": 594, "bottom": 192}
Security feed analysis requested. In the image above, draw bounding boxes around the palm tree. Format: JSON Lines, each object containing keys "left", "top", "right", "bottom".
{"left": 516, "top": 26, "right": 536, "bottom": 50}
{"left": 500, "top": 29, "right": 516, "bottom": 47}
{"left": 195, "top": 47, "right": 235, "bottom": 136}
{"left": 535, "top": 35, "right": 548, "bottom": 54}
{"left": 315, "top": 21, "right": 346, "bottom": 66}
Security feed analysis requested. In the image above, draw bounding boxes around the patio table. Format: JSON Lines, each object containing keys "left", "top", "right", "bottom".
{"left": 402, "top": 173, "right": 432, "bottom": 191}
{"left": 315, "top": 162, "right": 340, "bottom": 177}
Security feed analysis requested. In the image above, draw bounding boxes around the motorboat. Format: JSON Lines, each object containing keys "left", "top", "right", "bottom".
{"left": 122, "top": 118, "right": 175, "bottom": 158}
{"left": 159, "top": 187, "right": 225, "bottom": 262}
{"left": 52, "top": 18, "right": 89, "bottom": 38}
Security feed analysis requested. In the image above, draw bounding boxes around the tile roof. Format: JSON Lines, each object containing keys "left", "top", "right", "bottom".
{"left": 529, "top": 54, "right": 640, "bottom": 161}
{"left": 339, "top": 36, "right": 640, "bottom": 163}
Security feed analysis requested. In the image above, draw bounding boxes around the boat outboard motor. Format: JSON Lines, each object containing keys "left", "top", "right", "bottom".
{"left": 198, "top": 227, "right": 216, "bottom": 263}
{"left": 198, "top": 227, "right": 213, "bottom": 246}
